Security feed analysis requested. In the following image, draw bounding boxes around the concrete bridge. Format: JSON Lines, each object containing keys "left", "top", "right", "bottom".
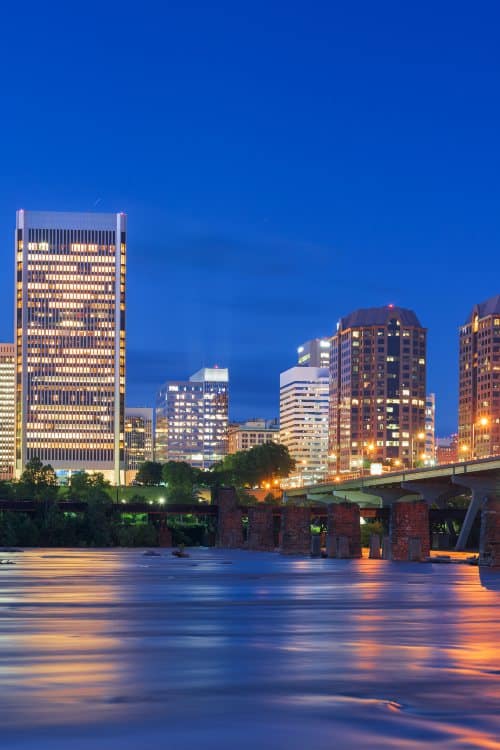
{"left": 284, "top": 457, "right": 500, "bottom": 554}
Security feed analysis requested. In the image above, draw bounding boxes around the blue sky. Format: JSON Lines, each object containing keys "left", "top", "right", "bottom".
{"left": 1, "top": 1, "right": 499, "bottom": 433}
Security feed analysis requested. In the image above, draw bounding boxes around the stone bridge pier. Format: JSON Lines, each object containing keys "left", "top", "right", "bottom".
{"left": 390, "top": 500, "right": 430, "bottom": 561}
{"left": 326, "top": 502, "right": 361, "bottom": 558}
{"left": 247, "top": 505, "right": 275, "bottom": 551}
{"left": 216, "top": 487, "right": 244, "bottom": 548}
{"left": 280, "top": 506, "right": 311, "bottom": 555}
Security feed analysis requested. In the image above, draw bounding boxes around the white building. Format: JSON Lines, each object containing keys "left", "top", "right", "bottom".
{"left": 279, "top": 366, "right": 329, "bottom": 488}
{"left": 15, "top": 210, "right": 126, "bottom": 484}
{"left": 0, "top": 343, "right": 15, "bottom": 479}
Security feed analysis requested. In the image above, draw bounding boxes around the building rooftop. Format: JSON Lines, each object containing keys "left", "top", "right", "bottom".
{"left": 465, "top": 294, "right": 500, "bottom": 324}
{"left": 338, "top": 305, "right": 423, "bottom": 331}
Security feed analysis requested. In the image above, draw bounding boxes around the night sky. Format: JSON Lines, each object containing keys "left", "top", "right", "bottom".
{"left": 1, "top": 1, "right": 499, "bottom": 434}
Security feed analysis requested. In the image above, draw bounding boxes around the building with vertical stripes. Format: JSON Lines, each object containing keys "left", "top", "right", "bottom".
{"left": 15, "top": 210, "right": 126, "bottom": 484}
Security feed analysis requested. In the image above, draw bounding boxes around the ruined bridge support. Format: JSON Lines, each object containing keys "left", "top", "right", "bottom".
{"left": 247, "top": 505, "right": 275, "bottom": 551}
{"left": 216, "top": 487, "right": 243, "bottom": 548}
{"left": 479, "top": 497, "right": 500, "bottom": 568}
{"left": 280, "top": 505, "right": 311, "bottom": 555}
{"left": 390, "top": 500, "right": 430, "bottom": 561}
{"left": 326, "top": 502, "right": 361, "bottom": 558}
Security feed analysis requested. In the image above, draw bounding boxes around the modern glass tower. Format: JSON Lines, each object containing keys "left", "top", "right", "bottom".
{"left": 15, "top": 210, "right": 126, "bottom": 483}
{"left": 155, "top": 367, "right": 229, "bottom": 469}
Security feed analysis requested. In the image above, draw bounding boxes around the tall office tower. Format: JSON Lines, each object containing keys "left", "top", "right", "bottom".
{"left": 124, "top": 407, "right": 154, "bottom": 483}
{"left": 458, "top": 295, "right": 500, "bottom": 459}
{"left": 228, "top": 418, "right": 279, "bottom": 453}
{"left": 279, "top": 366, "right": 329, "bottom": 488}
{"left": 155, "top": 367, "right": 229, "bottom": 469}
{"left": 329, "top": 305, "right": 427, "bottom": 475}
{"left": 424, "top": 393, "right": 436, "bottom": 465}
{"left": 0, "top": 344, "right": 16, "bottom": 479}
{"left": 15, "top": 210, "right": 126, "bottom": 484}
{"left": 297, "top": 338, "right": 331, "bottom": 368}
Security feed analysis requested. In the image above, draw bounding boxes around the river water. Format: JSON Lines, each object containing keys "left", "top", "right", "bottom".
{"left": 0, "top": 548, "right": 499, "bottom": 749}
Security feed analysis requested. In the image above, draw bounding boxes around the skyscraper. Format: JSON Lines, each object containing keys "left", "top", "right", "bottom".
{"left": 279, "top": 366, "right": 329, "bottom": 488}
{"left": 155, "top": 367, "right": 229, "bottom": 469}
{"left": 124, "top": 407, "right": 154, "bottom": 483}
{"left": 297, "top": 338, "right": 331, "bottom": 368}
{"left": 0, "top": 343, "right": 15, "bottom": 479}
{"left": 15, "top": 210, "right": 126, "bottom": 484}
{"left": 329, "top": 305, "right": 427, "bottom": 475}
{"left": 458, "top": 295, "right": 500, "bottom": 459}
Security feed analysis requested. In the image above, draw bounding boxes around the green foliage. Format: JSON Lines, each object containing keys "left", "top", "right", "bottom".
{"left": 18, "top": 457, "right": 58, "bottom": 502}
{"left": 213, "top": 442, "right": 295, "bottom": 488}
{"left": 114, "top": 523, "right": 158, "bottom": 547}
{"left": 135, "top": 461, "right": 164, "bottom": 486}
{"left": 162, "top": 461, "right": 202, "bottom": 504}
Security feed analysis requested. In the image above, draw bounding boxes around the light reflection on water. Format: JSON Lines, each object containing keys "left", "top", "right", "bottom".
{"left": 0, "top": 549, "right": 499, "bottom": 749}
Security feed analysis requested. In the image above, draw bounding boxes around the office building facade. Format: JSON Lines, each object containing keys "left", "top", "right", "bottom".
{"left": 124, "top": 407, "right": 154, "bottom": 483}
{"left": 228, "top": 418, "right": 279, "bottom": 453}
{"left": 329, "top": 305, "right": 427, "bottom": 475}
{"left": 155, "top": 367, "right": 228, "bottom": 469}
{"left": 0, "top": 343, "right": 16, "bottom": 479}
{"left": 15, "top": 210, "right": 126, "bottom": 483}
{"left": 297, "top": 338, "right": 331, "bottom": 368}
{"left": 280, "top": 366, "right": 329, "bottom": 488}
{"left": 424, "top": 393, "right": 436, "bottom": 465}
{"left": 458, "top": 295, "right": 500, "bottom": 459}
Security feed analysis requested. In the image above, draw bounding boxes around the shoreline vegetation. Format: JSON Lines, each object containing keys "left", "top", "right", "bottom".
{"left": 0, "top": 445, "right": 296, "bottom": 548}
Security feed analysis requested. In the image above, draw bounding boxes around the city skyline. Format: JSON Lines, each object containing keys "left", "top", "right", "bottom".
{"left": 0, "top": 206, "right": 497, "bottom": 440}
{"left": 1, "top": 4, "right": 499, "bottom": 436}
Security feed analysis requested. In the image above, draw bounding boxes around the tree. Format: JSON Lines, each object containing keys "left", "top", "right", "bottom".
{"left": 162, "top": 461, "right": 201, "bottom": 504}
{"left": 19, "top": 457, "right": 58, "bottom": 502}
{"left": 214, "top": 442, "right": 295, "bottom": 488}
{"left": 135, "top": 461, "right": 163, "bottom": 486}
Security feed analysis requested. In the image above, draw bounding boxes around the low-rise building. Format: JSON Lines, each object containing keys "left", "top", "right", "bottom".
{"left": 228, "top": 419, "right": 279, "bottom": 453}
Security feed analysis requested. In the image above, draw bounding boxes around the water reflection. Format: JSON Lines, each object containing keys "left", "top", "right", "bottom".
{"left": 0, "top": 549, "right": 498, "bottom": 749}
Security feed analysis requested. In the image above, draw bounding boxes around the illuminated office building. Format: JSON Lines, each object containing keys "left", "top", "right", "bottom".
{"left": 329, "top": 305, "right": 427, "bottom": 475}
{"left": 0, "top": 343, "right": 15, "bottom": 479}
{"left": 279, "top": 366, "right": 329, "bottom": 488}
{"left": 124, "top": 407, "right": 154, "bottom": 483}
{"left": 297, "top": 338, "right": 331, "bottom": 368}
{"left": 155, "top": 367, "right": 229, "bottom": 469}
{"left": 424, "top": 393, "right": 436, "bottom": 465}
{"left": 228, "top": 418, "right": 279, "bottom": 453}
{"left": 458, "top": 295, "right": 500, "bottom": 459}
{"left": 15, "top": 210, "right": 126, "bottom": 483}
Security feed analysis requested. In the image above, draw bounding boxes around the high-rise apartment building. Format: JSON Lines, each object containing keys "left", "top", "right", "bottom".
{"left": 458, "top": 295, "right": 500, "bottom": 459}
{"left": 124, "top": 407, "right": 154, "bottom": 483}
{"left": 15, "top": 210, "right": 126, "bottom": 484}
{"left": 424, "top": 393, "right": 436, "bottom": 465}
{"left": 329, "top": 305, "right": 426, "bottom": 475}
{"left": 297, "top": 338, "right": 331, "bottom": 368}
{"left": 0, "top": 344, "right": 15, "bottom": 479}
{"left": 280, "top": 366, "right": 329, "bottom": 488}
{"left": 155, "top": 367, "right": 229, "bottom": 469}
{"left": 228, "top": 418, "right": 279, "bottom": 453}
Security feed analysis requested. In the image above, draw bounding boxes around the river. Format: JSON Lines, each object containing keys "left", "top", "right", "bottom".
{"left": 0, "top": 548, "right": 499, "bottom": 749}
